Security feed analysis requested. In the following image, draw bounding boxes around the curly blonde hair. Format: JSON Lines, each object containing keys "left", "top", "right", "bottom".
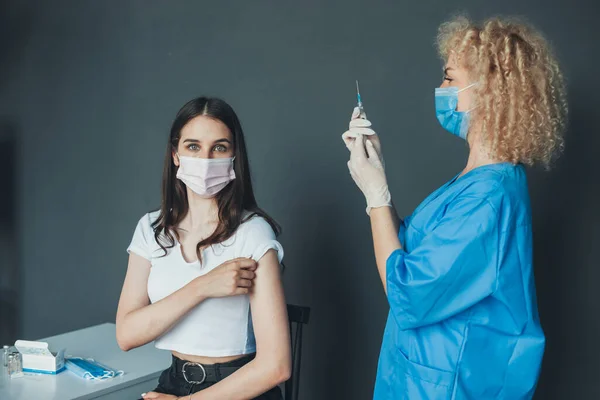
{"left": 437, "top": 15, "right": 567, "bottom": 168}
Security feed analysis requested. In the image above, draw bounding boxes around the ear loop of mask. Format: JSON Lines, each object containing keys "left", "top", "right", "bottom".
{"left": 457, "top": 82, "right": 478, "bottom": 93}
{"left": 458, "top": 82, "right": 479, "bottom": 113}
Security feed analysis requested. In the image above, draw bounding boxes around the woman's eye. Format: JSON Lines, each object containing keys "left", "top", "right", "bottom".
{"left": 187, "top": 144, "right": 200, "bottom": 151}
{"left": 444, "top": 76, "right": 453, "bottom": 82}
{"left": 214, "top": 145, "right": 227, "bottom": 152}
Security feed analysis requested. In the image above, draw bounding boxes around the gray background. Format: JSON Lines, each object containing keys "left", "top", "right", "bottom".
{"left": 1, "top": 0, "right": 599, "bottom": 398}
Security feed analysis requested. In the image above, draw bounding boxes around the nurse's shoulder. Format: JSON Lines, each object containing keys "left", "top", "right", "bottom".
{"left": 457, "top": 163, "right": 530, "bottom": 225}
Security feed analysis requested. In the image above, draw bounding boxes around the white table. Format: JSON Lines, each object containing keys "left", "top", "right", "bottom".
{"left": 0, "top": 323, "right": 172, "bottom": 400}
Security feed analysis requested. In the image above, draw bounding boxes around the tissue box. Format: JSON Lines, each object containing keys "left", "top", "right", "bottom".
{"left": 14, "top": 340, "right": 66, "bottom": 374}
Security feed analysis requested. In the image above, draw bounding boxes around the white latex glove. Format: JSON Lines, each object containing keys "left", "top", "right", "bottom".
{"left": 344, "top": 110, "right": 392, "bottom": 215}
{"left": 342, "top": 107, "right": 376, "bottom": 150}
{"left": 342, "top": 107, "right": 384, "bottom": 166}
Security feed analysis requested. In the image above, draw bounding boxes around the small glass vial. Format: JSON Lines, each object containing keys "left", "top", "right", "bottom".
{"left": 2, "top": 345, "right": 9, "bottom": 367}
{"left": 7, "top": 351, "right": 23, "bottom": 377}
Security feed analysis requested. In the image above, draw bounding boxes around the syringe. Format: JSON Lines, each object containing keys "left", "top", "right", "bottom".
{"left": 356, "top": 80, "right": 366, "bottom": 118}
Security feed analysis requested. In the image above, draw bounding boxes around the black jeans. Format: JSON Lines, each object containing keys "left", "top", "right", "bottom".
{"left": 144, "top": 353, "right": 283, "bottom": 399}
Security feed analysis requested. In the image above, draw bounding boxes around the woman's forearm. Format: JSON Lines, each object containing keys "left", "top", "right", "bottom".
{"left": 369, "top": 205, "right": 402, "bottom": 295}
{"left": 116, "top": 278, "right": 207, "bottom": 351}
{"left": 190, "top": 356, "right": 288, "bottom": 400}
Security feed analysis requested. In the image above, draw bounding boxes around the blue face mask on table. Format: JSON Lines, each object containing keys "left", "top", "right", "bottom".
{"left": 65, "top": 357, "right": 124, "bottom": 380}
{"left": 435, "top": 83, "right": 477, "bottom": 140}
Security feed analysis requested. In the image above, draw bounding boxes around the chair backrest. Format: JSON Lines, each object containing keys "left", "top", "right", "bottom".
{"left": 285, "top": 304, "right": 310, "bottom": 400}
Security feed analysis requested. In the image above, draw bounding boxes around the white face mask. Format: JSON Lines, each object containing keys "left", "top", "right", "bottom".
{"left": 176, "top": 155, "right": 236, "bottom": 198}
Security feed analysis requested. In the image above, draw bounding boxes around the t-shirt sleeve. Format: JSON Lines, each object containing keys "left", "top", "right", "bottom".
{"left": 127, "top": 214, "right": 153, "bottom": 261}
{"left": 240, "top": 216, "right": 284, "bottom": 263}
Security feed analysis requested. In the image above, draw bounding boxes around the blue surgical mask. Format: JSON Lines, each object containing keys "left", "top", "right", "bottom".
{"left": 65, "top": 357, "right": 124, "bottom": 380}
{"left": 435, "top": 83, "right": 477, "bottom": 140}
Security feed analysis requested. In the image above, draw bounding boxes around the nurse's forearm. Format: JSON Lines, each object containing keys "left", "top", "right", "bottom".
{"left": 369, "top": 206, "right": 402, "bottom": 295}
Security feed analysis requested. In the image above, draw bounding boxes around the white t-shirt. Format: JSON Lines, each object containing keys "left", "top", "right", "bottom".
{"left": 127, "top": 210, "right": 284, "bottom": 357}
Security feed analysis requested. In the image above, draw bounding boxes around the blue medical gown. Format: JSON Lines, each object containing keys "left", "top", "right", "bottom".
{"left": 374, "top": 163, "right": 545, "bottom": 399}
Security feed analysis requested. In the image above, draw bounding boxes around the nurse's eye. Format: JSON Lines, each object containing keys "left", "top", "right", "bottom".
{"left": 187, "top": 144, "right": 200, "bottom": 151}
{"left": 443, "top": 75, "right": 453, "bottom": 82}
{"left": 213, "top": 144, "right": 228, "bottom": 152}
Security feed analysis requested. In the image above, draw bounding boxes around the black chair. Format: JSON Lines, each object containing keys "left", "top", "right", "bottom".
{"left": 285, "top": 304, "right": 310, "bottom": 400}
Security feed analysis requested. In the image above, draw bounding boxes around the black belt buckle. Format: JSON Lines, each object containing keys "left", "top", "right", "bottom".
{"left": 182, "top": 362, "right": 207, "bottom": 385}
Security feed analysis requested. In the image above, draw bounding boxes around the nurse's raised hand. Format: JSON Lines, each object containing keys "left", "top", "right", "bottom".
{"left": 342, "top": 107, "right": 377, "bottom": 150}
{"left": 347, "top": 135, "right": 392, "bottom": 215}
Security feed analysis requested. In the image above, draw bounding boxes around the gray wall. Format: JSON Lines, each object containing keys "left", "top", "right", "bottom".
{"left": 1, "top": 0, "right": 599, "bottom": 398}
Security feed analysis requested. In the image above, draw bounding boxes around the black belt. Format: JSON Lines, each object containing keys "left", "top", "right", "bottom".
{"left": 172, "top": 354, "right": 255, "bottom": 385}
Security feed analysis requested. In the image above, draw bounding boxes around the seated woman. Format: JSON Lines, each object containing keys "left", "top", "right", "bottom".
{"left": 116, "top": 97, "right": 290, "bottom": 400}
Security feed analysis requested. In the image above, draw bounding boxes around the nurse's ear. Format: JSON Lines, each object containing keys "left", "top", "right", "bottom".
{"left": 172, "top": 150, "right": 180, "bottom": 167}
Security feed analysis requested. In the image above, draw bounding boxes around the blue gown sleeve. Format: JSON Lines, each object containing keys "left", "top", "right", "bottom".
{"left": 386, "top": 196, "right": 500, "bottom": 330}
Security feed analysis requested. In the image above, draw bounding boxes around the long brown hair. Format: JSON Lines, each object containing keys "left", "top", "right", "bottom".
{"left": 151, "top": 97, "right": 280, "bottom": 263}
